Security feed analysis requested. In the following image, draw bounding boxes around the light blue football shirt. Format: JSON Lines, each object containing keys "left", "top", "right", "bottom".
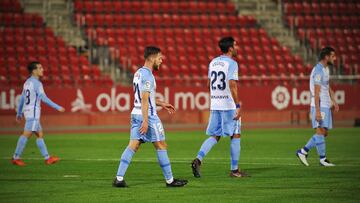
{"left": 208, "top": 55, "right": 239, "bottom": 110}
{"left": 310, "top": 63, "right": 331, "bottom": 108}
{"left": 17, "top": 76, "right": 61, "bottom": 119}
{"left": 131, "top": 66, "right": 157, "bottom": 116}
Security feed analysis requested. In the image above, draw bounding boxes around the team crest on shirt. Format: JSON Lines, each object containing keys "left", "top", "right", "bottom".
{"left": 315, "top": 74, "right": 321, "bottom": 82}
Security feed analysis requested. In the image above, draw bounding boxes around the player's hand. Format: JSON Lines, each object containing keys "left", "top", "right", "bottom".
{"left": 15, "top": 115, "right": 22, "bottom": 123}
{"left": 333, "top": 103, "right": 339, "bottom": 112}
{"left": 233, "top": 108, "right": 241, "bottom": 120}
{"left": 162, "top": 103, "right": 176, "bottom": 114}
{"left": 139, "top": 121, "right": 148, "bottom": 135}
{"left": 58, "top": 107, "right": 65, "bottom": 112}
{"left": 315, "top": 111, "right": 322, "bottom": 122}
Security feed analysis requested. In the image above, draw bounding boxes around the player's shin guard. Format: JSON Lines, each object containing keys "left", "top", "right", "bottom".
{"left": 116, "top": 147, "right": 135, "bottom": 178}
{"left": 156, "top": 150, "right": 174, "bottom": 183}
{"left": 36, "top": 138, "right": 50, "bottom": 160}
{"left": 230, "top": 138, "right": 241, "bottom": 170}
{"left": 196, "top": 137, "right": 218, "bottom": 161}
{"left": 13, "top": 135, "right": 28, "bottom": 159}
{"left": 314, "top": 134, "right": 326, "bottom": 159}
{"left": 303, "top": 134, "right": 317, "bottom": 153}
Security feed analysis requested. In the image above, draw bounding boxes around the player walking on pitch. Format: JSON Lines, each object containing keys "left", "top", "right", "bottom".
{"left": 113, "top": 46, "right": 188, "bottom": 187}
{"left": 296, "top": 47, "right": 339, "bottom": 167}
{"left": 191, "top": 37, "right": 249, "bottom": 178}
{"left": 12, "top": 62, "right": 65, "bottom": 166}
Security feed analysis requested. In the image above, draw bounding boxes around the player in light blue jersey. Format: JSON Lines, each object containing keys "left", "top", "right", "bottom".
{"left": 113, "top": 46, "right": 188, "bottom": 187}
{"left": 296, "top": 47, "right": 339, "bottom": 167}
{"left": 191, "top": 37, "right": 249, "bottom": 178}
{"left": 12, "top": 62, "right": 65, "bottom": 166}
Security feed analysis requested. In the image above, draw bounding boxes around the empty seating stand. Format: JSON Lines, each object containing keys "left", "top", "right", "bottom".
{"left": 283, "top": 0, "right": 360, "bottom": 75}
{"left": 74, "top": 0, "right": 309, "bottom": 86}
{"left": 0, "top": 0, "right": 113, "bottom": 88}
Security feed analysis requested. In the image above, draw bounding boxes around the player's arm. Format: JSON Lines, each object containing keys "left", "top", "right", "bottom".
{"left": 229, "top": 80, "right": 241, "bottom": 120}
{"left": 207, "top": 64, "right": 211, "bottom": 90}
{"left": 314, "top": 84, "right": 322, "bottom": 121}
{"left": 329, "top": 87, "right": 339, "bottom": 112}
{"left": 16, "top": 90, "right": 25, "bottom": 122}
{"left": 229, "top": 61, "right": 241, "bottom": 120}
{"left": 139, "top": 91, "right": 150, "bottom": 134}
{"left": 38, "top": 84, "right": 65, "bottom": 112}
{"left": 156, "top": 99, "right": 175, "bottom": 114}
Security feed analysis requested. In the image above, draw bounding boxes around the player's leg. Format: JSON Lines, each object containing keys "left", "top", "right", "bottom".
{"left": 34, "top": 129, "right": 60, "bottom": 165}
{"left": 315, "top": 128, "right": 334, "bottom": 166}
{"left": 296, "top": 133, "right": 316, "bottom": 166}
{"left": 224, "top": 112, "right": 249, "bottom": 177}
{"left": 196, "top": 135, "right": 220, "bottom": 162}
{"left": 149, "top": 116, "right": 187, "bottom": 187}
{"left": 314, "top": 108, "right": 334, "bottom": 166}
{"left": 113, "top": 139, "right": 141, "bottom": 187}
{"left": 192, "top": 111, "right": 221, "bottom": 177}
{"left": 113, "top": 114, "right": 143, "bottom": 187}
{"left": 230, "top": 133, "right": 249, "bottom": 177}
{"left": 296, "top": 107, "right": 317, "bottom": 166}
{"left": 153, "top": 140, "right": 187, "bottom": 187}
{"left": 12, "top": 129, "right": 32, "bottom": 166}
{"left": 191, "top": 135, "right": 220, "bottom": 178}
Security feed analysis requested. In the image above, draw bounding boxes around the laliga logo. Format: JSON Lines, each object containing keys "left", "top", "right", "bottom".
{"left": 271, "top": 86, "right": 345, "bottom": 110}
{"left": 271, "top": 86, "right": 290, "bottom": 110}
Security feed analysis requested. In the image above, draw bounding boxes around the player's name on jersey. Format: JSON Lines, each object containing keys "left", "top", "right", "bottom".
{"left": 212, "top": 61, "right": 226, "bottom": 67}
{"left": 211, "top": 95, "right": 230, "bottom": 99}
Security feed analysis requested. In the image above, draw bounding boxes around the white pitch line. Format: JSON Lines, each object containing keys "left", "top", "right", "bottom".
{"left": 2, "top": 157, "right": 360, "bottom": 167}
{"left": 63, "top": 175, "right": 80, "bottom": 178}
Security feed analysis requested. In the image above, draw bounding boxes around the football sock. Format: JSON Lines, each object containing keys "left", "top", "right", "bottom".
{"left": 314, "top": 134, "right": 326, "bottom": 159}
{"left": 230, "top": 138, "right": 241, "bottom": 171}
{"left": 116, "top": 147, "right": 135, "bottom": 177}
{"left": 36, "top": 138, "right": 50, "bottom": 160}
{"left": 156, "top": 149, "right": 174, "bottom": 183}
{"left": 13, "top": 135, "right": 28, "bottom": 159}
{"left": 303, "top": 134, "right": 317, "bottom": 153}
{"left": 196, "top": 137, "right": 218, "bottom": 161}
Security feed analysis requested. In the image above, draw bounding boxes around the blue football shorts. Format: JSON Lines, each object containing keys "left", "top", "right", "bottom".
{"left": 24, "top": 119, "right": 42, "bottom": 132}
{"left": 311, "top": 107, "right": 333, "bottom": 129}
{"left": 206, "top": 110, "right": 241, "bottom": 136}
{"left": 130, "top": 114, "right": 165, "bottom": 143}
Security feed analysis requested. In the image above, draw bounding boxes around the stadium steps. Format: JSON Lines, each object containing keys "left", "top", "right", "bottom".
{"left": 22, "top": 0, "right": 85, "bottom": 48}
{"left": 232, "top": 0, "right": 316, "bottom": 64}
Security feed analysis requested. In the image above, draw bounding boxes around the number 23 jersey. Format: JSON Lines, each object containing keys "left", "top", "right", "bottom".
{"left": 208, "top": 55, "right": 239, "bottom": 110}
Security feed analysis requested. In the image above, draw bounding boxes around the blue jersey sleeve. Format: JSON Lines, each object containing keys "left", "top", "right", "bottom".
{"left": 228, "top": 60, "right": 239, "bottom": 81}
{"left": 140, "top": 71, "right": 153, "bottom": 93}
{"left": 38, "top": 83, "right": 61, "bottom": 110}
{"left": 312, "top": 67, "right": 323, "bottom": 85}
{"left": 16, "top": 90, "right": 25, "bottom": 117}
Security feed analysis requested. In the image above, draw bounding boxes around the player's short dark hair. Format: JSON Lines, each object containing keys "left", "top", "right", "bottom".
{"left": 27, "top": 61, "right": 41, "bottom": 74}
{"left": 319, "top": 46, "right": 335, "bottom": 60}
{"left": 144, "top": 46, "right": 161, "bottom": 59}
{"left": 218, "top": 37, "right": 235, "bottom": 53}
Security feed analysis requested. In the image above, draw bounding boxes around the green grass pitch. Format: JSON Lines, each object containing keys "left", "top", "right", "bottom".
{"left": 0, "top": 128, "right": 359, "bottom": 203}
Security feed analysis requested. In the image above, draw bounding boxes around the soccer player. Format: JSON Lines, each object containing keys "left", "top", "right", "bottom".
{"left": 12, "top": 62, "right": 65, "bottom": 166}
{"left": 191, "top": 37, "right": 249, "bottom": 178}
{"left": 296, "top": 47, "right": 339, "bottom": 167}
{"left": 112, "top": 46, "right": 188, "bottom": 187}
